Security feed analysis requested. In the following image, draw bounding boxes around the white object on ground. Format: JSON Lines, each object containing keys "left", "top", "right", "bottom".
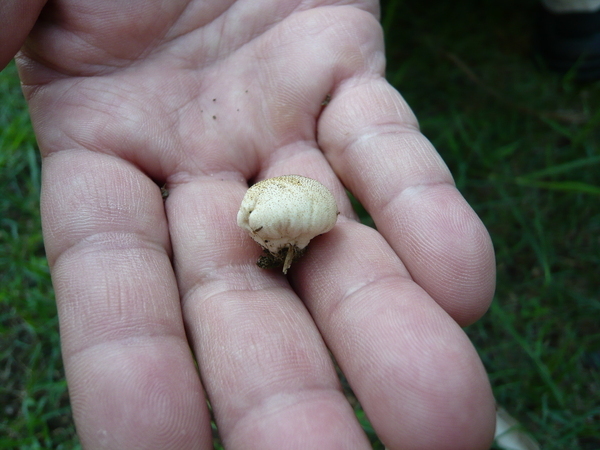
{"left": 542, "top": 0, "right": 600, "bottom": 12}
{"left": 494, "top": 406, "right": 541, "bottom": 450}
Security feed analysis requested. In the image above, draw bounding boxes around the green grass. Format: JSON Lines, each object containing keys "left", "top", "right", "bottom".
{"left": 0, "top": 62, "right": 80, "bottom": 448}
{"left": 379, "top": 0, "right": 600, "bottom": 448}
{"left": 2, "top": 0, "right": 599, "bottom": 448}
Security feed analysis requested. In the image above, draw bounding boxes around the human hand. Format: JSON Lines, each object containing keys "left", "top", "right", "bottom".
{"left": 15, "top": 1, "right": 496, "bottom": 448}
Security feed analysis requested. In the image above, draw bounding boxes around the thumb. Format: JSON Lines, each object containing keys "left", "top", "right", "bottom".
{"left": 0, "top": 0, "right": 47, "bottom": 71}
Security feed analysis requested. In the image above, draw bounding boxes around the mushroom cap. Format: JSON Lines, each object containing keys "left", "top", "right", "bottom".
{"left": 237, "top": 175, "right": 338, "bottom": 254}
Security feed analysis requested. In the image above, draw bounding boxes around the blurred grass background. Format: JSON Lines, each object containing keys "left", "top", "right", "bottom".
{"left": 1, "top": 0, "right": 599, "bottom": 448}
{"left": 0, "top": 61, "right": 77, "bottom": 448}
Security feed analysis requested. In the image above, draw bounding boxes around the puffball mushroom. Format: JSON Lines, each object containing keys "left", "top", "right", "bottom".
{"left": 237, "top": 175, "right": 339, "bottom": 274}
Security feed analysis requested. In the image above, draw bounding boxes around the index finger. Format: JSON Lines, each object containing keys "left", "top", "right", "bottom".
{"left": 41, "top": 150, "right": 213, "bottom": 448}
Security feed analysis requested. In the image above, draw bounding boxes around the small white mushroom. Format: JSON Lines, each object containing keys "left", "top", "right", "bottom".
{"left": 237, "top": 175, "right": 339, "bottom": 273}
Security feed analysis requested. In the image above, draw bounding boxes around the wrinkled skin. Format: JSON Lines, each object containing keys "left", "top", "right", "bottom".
{"left": 2, "top": 1, "right": 497, "bottom": 449}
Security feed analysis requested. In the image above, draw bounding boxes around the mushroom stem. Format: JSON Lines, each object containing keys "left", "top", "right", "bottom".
{"left": 282, "top": 245, "right": 295, "bottom": 274}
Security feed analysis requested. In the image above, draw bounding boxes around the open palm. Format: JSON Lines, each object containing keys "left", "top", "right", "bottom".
{"left": 14, "top": 1, "right": 496, "bottom": 448}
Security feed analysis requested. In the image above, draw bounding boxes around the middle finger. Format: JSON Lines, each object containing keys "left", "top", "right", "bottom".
{"left": 166, "top": 174, "right": 370, "bottom": 449}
